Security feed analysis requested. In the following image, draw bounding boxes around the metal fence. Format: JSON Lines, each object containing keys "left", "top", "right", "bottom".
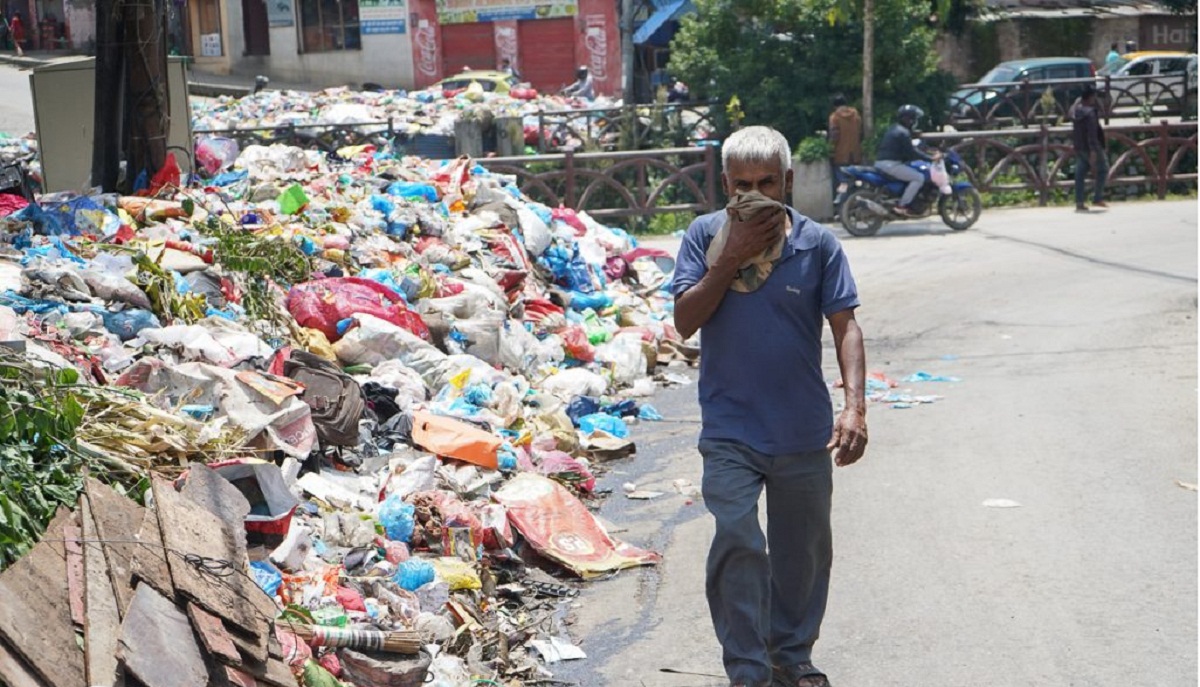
{"left": 477, "top": 146, "right": 721, "bottom": 223}
{"left": 532, "top": 102, "right": 723, "bottom": 153}
{"left": 923, "top": 121, "right": 1198, "bottom": 204}
{"left": 946, "top": 74, "right": 1194, "bottom": 131}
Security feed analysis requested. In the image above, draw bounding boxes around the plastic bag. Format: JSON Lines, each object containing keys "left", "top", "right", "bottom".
{"left": 387, "top": 181, "right": 439, "bottom": 202}
{"left": 930, "top": 159, "right": 951, "bottom": 194}
{"left": 377, "top": 494, "right": 416, "bottom": 542}
{"left": 541, "top": 368, "right": 608, "bottom": 400}
{"left": 278, "top": 183, "right": 310, "bottom": 215}
{"left": 560, "top": 325, "right": 596, "bottom": 362}
{"left": 411, "top": 410, "right": 500, "bottom": 469}
{"left": 394, "top": 559, "right": 435, "bottom": 591}
{"left": 102, "top": 309, "right": 161, "bottom": 341}
{"left": 288, "top": 278, "right": 430, "bottom": 342}
{"left": 578, "top": 413, "right": 629, "bottom": 438}
{"left": 195, "top": 137, "right": 240, "bottom": 176}
{"left": 597, "top": 334, "right": 648, "bottom": 386}
{"left": 430, "top": 557, "right": 482, "bottom": 591}
{"left": 250, "top": 560, "right": 284, "bottom": 597}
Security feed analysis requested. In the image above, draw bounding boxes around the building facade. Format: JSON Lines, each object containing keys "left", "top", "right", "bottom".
{"left": 183, "top": 0, "right": 622, "bottom": 95}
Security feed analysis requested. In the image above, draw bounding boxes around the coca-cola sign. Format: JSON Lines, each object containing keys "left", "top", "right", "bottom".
{"left": 584, "top": 14, "right": 607, "bottom": 80}
{"left": 415, "top": 20, "right": 440, "bottom": 79}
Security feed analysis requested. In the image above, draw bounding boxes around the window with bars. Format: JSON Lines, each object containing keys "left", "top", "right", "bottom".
{"left": 299, "top": 0, "right": 361, "bottom": 52}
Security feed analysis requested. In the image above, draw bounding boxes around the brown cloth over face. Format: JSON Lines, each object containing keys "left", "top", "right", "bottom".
{"left": 705, "top": 191, "right": 788, "bottom": 293}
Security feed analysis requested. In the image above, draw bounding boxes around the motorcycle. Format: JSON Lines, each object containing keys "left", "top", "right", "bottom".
{"left": 835, "top": 145, "right": 982, "bottom": 237}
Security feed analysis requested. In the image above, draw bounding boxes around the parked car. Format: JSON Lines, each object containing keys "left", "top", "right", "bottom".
{"left": 949, "top": 57, "right": 1095, "bottom": 129}
{"left": 433, "top": 70, "right": 518, "bottom": 96}
{"left": 1098, "top": 51, "right": 1197, "bottom": 115}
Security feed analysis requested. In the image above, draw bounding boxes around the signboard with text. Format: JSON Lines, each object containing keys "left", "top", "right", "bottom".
{"left": 362, "top": 0, "right": 408, "bottom": 34}
{"left": 436, "top": 0, "right": 576, "bottom": 25}
{"left": 266, "top": 0, "right": 295, "bottom": 27}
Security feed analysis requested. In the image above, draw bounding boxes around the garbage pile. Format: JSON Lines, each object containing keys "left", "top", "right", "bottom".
{"left": 0, "top": 141, "right": 699, "bottom": 686}
{"left": 191, "top": 86, "right": 616, "bottom": 140}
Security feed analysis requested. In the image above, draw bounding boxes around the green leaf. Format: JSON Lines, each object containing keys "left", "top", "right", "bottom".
{"left": 182, "top": 197, "right": 195, "bottom": 216}
{"left": 61, "top": 395, "right": 84, "bottom": 430}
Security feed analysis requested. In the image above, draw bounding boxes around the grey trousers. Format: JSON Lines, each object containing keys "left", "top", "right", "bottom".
{"left": 700, "top": 438, "right": 833, "bottom": 684}
{"left": 876, "top": 159, "right": 925, "bottom": 207}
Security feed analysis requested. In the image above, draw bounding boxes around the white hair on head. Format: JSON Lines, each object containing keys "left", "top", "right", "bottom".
{"left": 722, "top": 126, "right": 792, "bottom": 175}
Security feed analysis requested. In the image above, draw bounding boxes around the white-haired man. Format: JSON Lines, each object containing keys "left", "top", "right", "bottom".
{"left": 673, "top": 126, "right": 868, "bottom": 687}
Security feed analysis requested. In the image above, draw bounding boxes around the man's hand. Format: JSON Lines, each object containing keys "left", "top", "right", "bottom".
{"left": 828, "top": 408, "right": 868, "bottom": 467}
{"left": 717, "top": 207, "right": 783, "bottom": 267}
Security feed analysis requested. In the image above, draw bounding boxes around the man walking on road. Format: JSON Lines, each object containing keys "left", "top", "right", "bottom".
{"left": 1070, "top": 84, "right": 1109, "bottom": 212}
{"left": 673, "top": 126, "right": 868, "bottom": 687}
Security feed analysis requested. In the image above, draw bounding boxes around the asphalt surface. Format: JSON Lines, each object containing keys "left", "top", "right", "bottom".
{"left": 0, "top": 63, "right": 35, "bottom": 135}
{"left": 554, "top": 201, "right": 1198, "bottom": 687}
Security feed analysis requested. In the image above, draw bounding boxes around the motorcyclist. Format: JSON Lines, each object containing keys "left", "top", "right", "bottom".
{"left": 874, "top": 104, "right": 939, "bottom": 216}
{"left": 562, "top": 66, "right": 595, "bottom": 100}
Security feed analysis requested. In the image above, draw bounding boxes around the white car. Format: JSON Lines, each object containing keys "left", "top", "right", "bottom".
{"left": 1098, "top": 51, "right": 1197, "bottom": 115}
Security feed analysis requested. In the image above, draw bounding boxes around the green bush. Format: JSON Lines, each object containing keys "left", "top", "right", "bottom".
{"left": 795, "top": 137, "right": 833, "bottom": 164}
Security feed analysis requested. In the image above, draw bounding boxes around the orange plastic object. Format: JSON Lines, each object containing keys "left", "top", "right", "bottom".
{"left": 411, "top": 410, "right": 501, "bottom": 470}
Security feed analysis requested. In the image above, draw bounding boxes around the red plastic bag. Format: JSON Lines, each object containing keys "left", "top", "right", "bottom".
{"left": 560, "top": 325, "right": 596, "bottom": 362}
{"left": 524, "top": 298, "right": 564, "bottom": 323}
{"left": 148, "top": 153, "right": 181, "bottom": 195}
{"left": 551, "top": 207, "right": 588, "bottom": 236}
{"left": 537, "top": 450, "right": 596, "bottom": 492}
{"left": 287, "top": 277, "right": 430, "bottom": 342}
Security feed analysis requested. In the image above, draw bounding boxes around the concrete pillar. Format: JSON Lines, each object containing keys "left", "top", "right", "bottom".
{"left": 792, "top": 159, "right": 834, "bottom": 221}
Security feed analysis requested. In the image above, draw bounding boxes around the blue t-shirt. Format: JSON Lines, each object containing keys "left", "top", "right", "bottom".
{"left": 673, "top": 207, "right": 860, "bottom": 455}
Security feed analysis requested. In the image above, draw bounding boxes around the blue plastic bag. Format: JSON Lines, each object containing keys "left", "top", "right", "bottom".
{"left": 0, "top": 290, "right": 69, "bottom": 316}
{"left": 462, "top": 383, "right": 493, "bottom": 407}
{"left": 566, "top": 396, "right": 601, "bottom": 426}
{"left": 568, "top": 291, "right": 612, "bottom": 312}
{"left": 387, "top": 181, "right": 439, "bottom": 202}
{"left": 638, "top": 404, "right": 664, "bottom": 421}
{"left": 250, "top": 560, "right": 283, "bottom": 597}
{"left": 394, "top": 559, "right": 435, "bottom": 591}
{"left": 904, "top": 371, "right": 961, "bottom": 383}
{"left": 578, "top": 413, "right": 629, "bottom": 438}
{"left": 377, "top": 494, "right": 416, "bottom": 543}
{"left": 102, "top": 309, "right": 161, "bottom": 341}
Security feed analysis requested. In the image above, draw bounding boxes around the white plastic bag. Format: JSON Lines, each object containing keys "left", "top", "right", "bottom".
{"left": 930, "top": 159, "right": 951, "bottom": 194}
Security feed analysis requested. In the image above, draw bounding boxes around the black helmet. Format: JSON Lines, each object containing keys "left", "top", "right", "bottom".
{"left": 897, "top": 104, "right": 924, "bottom": 127}
{"left": 576, "top": 66, "right": 589, "bottom": 79}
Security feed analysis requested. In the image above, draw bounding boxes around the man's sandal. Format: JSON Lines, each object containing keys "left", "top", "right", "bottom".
{"left": 773, "top": 662, "right": 831, "bottom": 687}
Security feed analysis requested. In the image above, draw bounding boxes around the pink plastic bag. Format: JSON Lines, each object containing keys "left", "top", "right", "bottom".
{"left": 287, "top": 277, "right": 430, "bottom": 342}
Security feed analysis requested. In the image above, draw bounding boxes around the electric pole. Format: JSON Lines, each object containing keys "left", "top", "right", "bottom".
{"left": 862, "top": 0, "right": 875, "bottom": 143}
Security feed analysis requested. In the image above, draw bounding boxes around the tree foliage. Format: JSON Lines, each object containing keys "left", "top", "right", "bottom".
{"left": 670, "top": 0, "right": 957, "bottom": 151}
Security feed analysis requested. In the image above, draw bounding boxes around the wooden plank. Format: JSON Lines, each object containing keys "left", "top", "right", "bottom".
{"left": 235, "top": 652, "right": 298, "bottom": 687}
{"left": 63, "top": 525, "right": 86, "bottom": 628}
{"left": 225, "top": 666, "right": 258, "bottom": 687}
{"left": 226, "top": 625, "right": 269, "bottom": 665}
{"left": 186, "top": 603, "right": 241, "bottom": 666}
{"left": 81, "top": 497, "right": 122, "bottom": 687}
{"left": 0, "top": 508, "right": 87, "bottom": 687}
{"left": 179, "top": 463, "right": 250, "bottom": 543}
{"left": 128, "top": 506, "right": 175, "bottom": 602}
{"left": 117, "top": 584, "right": 207, "bottom": 687}
{"left": 85, "top": 478, "right": 146, "bottom": 618}
{"left": 0, "top": 639, "right": 48, "bottom": 687}
{"left": 150, "top": 477, "right": 274, "bottom": 640}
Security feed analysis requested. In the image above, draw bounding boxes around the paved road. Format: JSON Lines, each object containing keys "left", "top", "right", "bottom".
{"left": 0, "top": 64, "right": 35, "bottom": 135}
{"left": 555, "top": 202, "right": 1198, "bottom": 687}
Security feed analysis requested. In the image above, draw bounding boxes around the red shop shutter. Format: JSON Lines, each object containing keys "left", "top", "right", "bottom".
{"left": 518, "top": 18, "right": 576, "bottom": 94}
{"left": 441, "top": 22, "right": 498, "bottom": 75}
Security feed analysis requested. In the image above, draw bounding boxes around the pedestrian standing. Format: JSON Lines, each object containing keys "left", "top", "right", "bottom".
{"left": 827, "top": 94, "right": 862, "bottom": 193}
{"left": 1070, "top": 84, "right": 1109, "bottom": 212}
{"left": 1106, "top": 42, "right": 1121, "bottom": 66}
{"left": 9, "top": 12, "right": 24, "bottom": 57}
{"left": 673, "top": 126, "right": 868, "bottom": 687}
